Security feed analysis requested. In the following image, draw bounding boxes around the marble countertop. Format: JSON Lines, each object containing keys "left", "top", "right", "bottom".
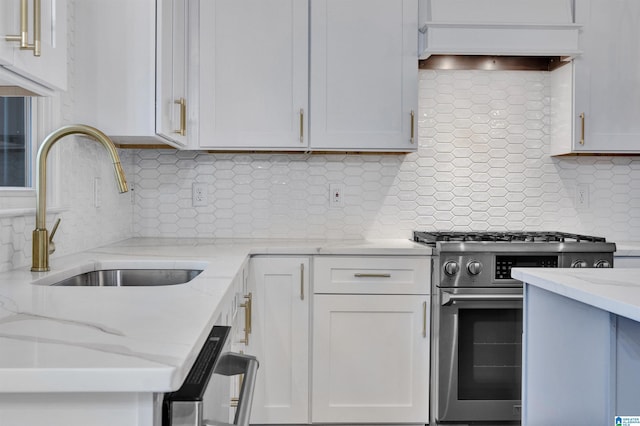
{"left": 0, "top": 238, "right": 429, "bottom": 393}
{"left": 512, "top": 267, "right": 640, "bottom": 323}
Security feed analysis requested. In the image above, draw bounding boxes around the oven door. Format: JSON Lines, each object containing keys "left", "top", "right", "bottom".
{"left": 435, "top": 288, "right": 523, "bottom": 423}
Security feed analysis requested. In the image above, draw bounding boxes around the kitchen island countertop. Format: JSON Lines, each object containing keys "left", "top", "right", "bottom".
{"left": 0, "top": 238, "right": 429, "bottom": 394}
{"left": 511, "top": 267, "right": 640, "bottom": 322}
{"left": 512, "top": 266, "right": 640, "bottom": 424}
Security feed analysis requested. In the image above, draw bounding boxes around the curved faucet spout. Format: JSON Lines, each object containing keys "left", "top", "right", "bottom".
{"left": 32, "top": 124, "right": 129, "bottom": 272}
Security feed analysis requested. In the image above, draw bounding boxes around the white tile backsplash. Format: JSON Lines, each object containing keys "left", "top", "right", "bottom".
{"left": 4, "top": 66, "right": 640, "bottom": 272}
{"left": 130, "top": 70, "right": 640, "bottom": 242}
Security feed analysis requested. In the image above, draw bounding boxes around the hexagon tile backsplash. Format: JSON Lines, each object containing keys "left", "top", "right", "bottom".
{"left": 3, "top": 69, "right": 640, "bottom": 272}
{"left": 132, "top": 70, "right": 640, "bottom": 242}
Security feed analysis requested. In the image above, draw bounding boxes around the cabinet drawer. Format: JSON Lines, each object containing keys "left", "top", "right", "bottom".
{"left": 313, "top": 256, "right": 429, "bottom": 295}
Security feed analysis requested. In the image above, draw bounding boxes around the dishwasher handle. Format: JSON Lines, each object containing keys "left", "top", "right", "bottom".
{"left": 204, "top": 353, "right": 259, "bottom": 426}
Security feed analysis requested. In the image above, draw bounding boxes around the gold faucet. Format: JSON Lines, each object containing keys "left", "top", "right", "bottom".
{"left": 32, "top": 124, "right": 129, "bottom": 272}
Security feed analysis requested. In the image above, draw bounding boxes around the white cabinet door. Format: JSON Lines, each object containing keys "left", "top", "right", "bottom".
{"left": 247, "top": 257, "right": 310, "bottom": 424}
{"left": 0, "top": 0, "right": 67, "bottom": 91}
{"left": 312, "top": 294, "right": 430, "bottom": 423}
{"left": 552, "top": 0, "right": 640, "bottom": 154}
{"left": 309, "top": 0, "right": 418, "bottom": 151}
{"left": 198, "top": 0, "right": 309, "bottom": 150}
{"left": 156, "top": 0, "right": 189, "bottom": 147}
{"left": 75, "top": 0, "right": 156, "bottom": 143}
{"left": 75, "top": 0, "right": 189, "bottom": 148}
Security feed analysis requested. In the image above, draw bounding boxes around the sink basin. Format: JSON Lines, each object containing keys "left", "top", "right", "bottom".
{"left": 50, "top": 268, "right": 203, "bottom": 287}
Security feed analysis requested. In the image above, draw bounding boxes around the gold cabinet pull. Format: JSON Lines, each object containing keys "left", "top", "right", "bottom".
{"left": 5, "top": 0, "right": 41, "bottom": 56}
{"left": 354, "top": 273, "right": 391, "bottom": 278}
{"left": 33, "top": 0, "right": 40, "bottom": 56}
{"left": 410, "top": 110, "right": 415, "bottom": 144}
{"left": 4, "top": 0, "right": 28, "bottom": 47}
{"left": 173, "top": 98, "right": 187, "bottom": 136}
{"left": 579, "top": 112, "right": 585, "bottom": 145}
{"left": 240, "top": 293, "right": 252, "bottom": 345}
{"left": 422, "top": 301, "right": 427, "bottom": 338}
{"left": 299, "top": 108, "right": 304, "bottom": 143}
{"left": 300, "top": 263, "right": 304, "bottom": 301}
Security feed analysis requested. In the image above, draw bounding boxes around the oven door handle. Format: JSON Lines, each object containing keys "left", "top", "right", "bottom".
{"left": 441, "top": 293, "right": 523, "bottom": 306}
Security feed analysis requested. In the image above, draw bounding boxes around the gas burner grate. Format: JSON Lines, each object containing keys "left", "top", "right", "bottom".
{"left": 413, "top": 231, "right": 608, "bottom": 245}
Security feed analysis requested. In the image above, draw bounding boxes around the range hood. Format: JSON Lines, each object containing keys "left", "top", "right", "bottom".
{"left": 419, "top": 0, "right": 581, "bottom": 61}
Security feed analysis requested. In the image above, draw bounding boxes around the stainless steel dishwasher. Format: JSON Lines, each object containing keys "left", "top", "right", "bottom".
{"left": 162, "top": 326, "right": 259, "bottom": 426}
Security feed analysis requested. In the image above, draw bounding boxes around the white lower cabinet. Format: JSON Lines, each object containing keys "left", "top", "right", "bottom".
{"left": 312, "top": 256, "right": 430, "bottom": 424}
{"left": 247, "top": 256, "right": 310, "bottom": 424}
{"left": 247, "top": 254, "right": 430, "bottom": 425}
{"left": 228, "top": 259, "right": 250, "bottom": 424}
{"left": 312, "top": 294, "right": 430, "bottom": 424}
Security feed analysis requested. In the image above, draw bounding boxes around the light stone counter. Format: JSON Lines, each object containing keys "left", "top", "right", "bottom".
{"left": 0, "top": 237, "right": 429, "bottom": 394}
{"left": 511, "top": 267, "right": 640, "bottom": 323}
{"left": 511, "top": 267, "right": 640, "bottom": 424}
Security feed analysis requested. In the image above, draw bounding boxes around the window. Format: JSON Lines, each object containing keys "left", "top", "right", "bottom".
{"left": 0, "top": 94, "right": 58, "bottom": 212}
{"left": 0, "top": 97, "right": 32, "bottom": 188}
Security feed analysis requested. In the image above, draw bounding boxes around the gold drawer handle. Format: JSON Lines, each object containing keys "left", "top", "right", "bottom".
{"left": 422, "top": 301, "right": 427, "bottom": 338}
{"left": 354, "top": 273, "right": 391, "bottom": 278}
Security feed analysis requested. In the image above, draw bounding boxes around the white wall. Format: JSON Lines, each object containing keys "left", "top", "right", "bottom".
{"left": 131, "top": 70, "right": 640, "bottom": 241}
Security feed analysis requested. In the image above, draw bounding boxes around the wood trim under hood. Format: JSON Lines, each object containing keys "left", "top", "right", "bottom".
{"left": 0, "top": 86, "right": 41, "bottom": 97}
{"left": 419, "top": 55, "right": 571, "bottom": 72}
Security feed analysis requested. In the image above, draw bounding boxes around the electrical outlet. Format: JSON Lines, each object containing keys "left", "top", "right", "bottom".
{"left": 329, "top": 184, "right": 344, "bottom": 208}
{"left": 576, "top": 183, "right": 589, "bottom": 210}
{"left": 192, "top": 183, "right": 208, "bottom": 207}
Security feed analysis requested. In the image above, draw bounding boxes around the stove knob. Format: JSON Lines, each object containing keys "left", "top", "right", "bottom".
{"left": 571, "top": 260, "right": 589, "bottom": 268}
{"left": 443, "top": 261, "right": 460, "bottom": 276}
{"left": 595, "top": 260, "right": 611, "bottom": 268}
{"left": 467, "top": 260, "right": 483, "bottom": 275}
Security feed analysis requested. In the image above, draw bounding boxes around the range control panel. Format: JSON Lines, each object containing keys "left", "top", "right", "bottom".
{"left": 495, "top": 255, "right": 558, "bottom": 280}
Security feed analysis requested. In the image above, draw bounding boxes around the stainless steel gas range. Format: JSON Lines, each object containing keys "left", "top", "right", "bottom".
{"left": 413, "top": 231, "right": 616, "bottom": 424}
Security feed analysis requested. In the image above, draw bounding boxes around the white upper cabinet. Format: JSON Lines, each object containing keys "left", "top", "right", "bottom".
{"left": 309, "top": 0, "right": 418, "bottom": 151}
{"left": 74, "top": 0, "right": 189, "bottom": 148}
{"left": 156, "top": 0, "right": 190, "bottom": 147}
{"left": 0, "top": 0, "right": 67, "bottom": 93}
{"left": 197, "top": 0, "right": 418, "bottom": 152}
{"left": 551, "top": 0, "right": 640, "bottom": 155}
{"left": 198, "top": 0, "right": 309, "bottom": 150}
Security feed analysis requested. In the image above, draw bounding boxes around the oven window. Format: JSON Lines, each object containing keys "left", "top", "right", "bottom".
{"left": 458, "top": 309, "right": 522, "bottom": 400}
